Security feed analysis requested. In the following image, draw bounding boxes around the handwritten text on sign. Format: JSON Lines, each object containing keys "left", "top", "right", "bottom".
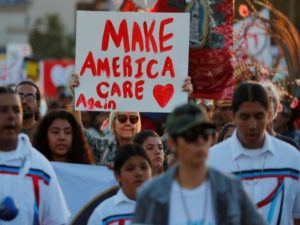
{"left": 75, "top": 11, "right": 189, "bottom": 112}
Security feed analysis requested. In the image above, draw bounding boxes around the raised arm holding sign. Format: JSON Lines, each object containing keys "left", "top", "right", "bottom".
{"left": 69, "top": 73, "right": 192, "bottom": 165}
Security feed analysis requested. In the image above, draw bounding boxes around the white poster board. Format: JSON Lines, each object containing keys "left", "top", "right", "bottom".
{"left": 75, "top": 11, "right": 190, "bottom": 112}
{"left": 4, "top": 43, "right": 32, "bottom": 85}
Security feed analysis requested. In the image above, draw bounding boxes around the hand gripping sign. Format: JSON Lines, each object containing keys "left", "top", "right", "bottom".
{"left": 75, "top": 11, "right": 190, "bottom": 112}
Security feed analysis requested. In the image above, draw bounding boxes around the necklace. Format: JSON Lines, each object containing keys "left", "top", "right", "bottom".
{"left": 178, "top": 179, "right": 208, "bottom": 224}
{"left": 235, "top": 151, "right": 268, "bottom": 186}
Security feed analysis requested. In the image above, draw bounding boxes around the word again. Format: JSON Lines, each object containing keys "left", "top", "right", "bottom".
{"left": 76, "top": 94, "right": 116, "bottom": 110}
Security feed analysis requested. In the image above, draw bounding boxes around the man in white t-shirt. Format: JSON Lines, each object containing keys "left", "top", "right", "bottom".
{"left": 208, "top": 81, "right": 300, "bottom": 225}
{"left": 133, "top": 103, "right": 267, "bottom": 225}
{"left": 0, "top": 86, "right": 70, "bottom": 225}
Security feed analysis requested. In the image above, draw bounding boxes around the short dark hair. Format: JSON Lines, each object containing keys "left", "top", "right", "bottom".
{"left": 0, "top": 86, "right": 17, "bottom": 95}
{"left": 15, "top": 80, "right": 41, "bottom": 103}
{"left": 217, "top": 122, "right": 236, "bottom": 143}
{"left": 32, "top": 110, "right": 95, "bottom": 164}
{"left": 15, "top": 79, "right": 41, "bottom": 120}
{"left": 114, "top": 144, "right": 151, "bottom": 174}
{"left": 133, "top": 130, "right": 160, "bottom": 146}
{"left": 232, "top": 81, "right": 269, "bottom": 113}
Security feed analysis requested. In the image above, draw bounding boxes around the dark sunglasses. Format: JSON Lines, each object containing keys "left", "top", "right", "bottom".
{"left": 117, "top": 114, "right": 139, "bottom": 124}
{"left": 178, "top": 127, "right": 215, "bottom": 143}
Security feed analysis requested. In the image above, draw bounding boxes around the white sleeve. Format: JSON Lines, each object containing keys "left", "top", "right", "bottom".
{"left": 40, "top": 165, "right": 71, "bottom": 225}
{"left": 292, "top": 179, "right": 300, "bottom": 218}
{"left": 87, "top": 207, "right": 103, "bottom": 225}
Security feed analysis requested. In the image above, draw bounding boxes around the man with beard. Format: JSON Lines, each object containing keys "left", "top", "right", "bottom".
{"left": 212, "top": 100, "right": 233, "bottom": 132}
{"left": 15, "top": 80, "right": 41, "bottom": 140}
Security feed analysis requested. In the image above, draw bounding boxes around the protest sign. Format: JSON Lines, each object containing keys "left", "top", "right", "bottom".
{"left": 75, "top": 11, "right": 189, "bottom": 112}
{"left": 0, "top": 56, "right": 8, "bottom": 84}
{"left": 41, "top": 59, "right": 74, "bottom": 97}
{"left": 24, "top": 57, "right": 39, "bottom": 82}
{"left": 0, "top": 43, "right": 31, "bottom": 85}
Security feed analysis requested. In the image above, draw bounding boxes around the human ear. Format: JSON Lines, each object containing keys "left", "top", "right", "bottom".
{"left": 114, "top": 171, "right": 122, "bottom": 186}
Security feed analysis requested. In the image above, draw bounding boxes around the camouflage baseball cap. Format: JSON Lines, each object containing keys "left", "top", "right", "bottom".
{"left": 166, "top": 103, "right": 215, "bottom": 136}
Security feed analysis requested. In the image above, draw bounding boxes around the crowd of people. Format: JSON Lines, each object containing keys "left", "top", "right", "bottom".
{"left": 0, "top": 73, "right": 300, "bottom": 225}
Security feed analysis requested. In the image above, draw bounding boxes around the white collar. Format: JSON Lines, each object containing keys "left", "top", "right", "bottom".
{"left": 230, "top": 130, "right": 275, "bottom": 160}
{"left": 113, "top": 189, "right": 135, "bottom": 206}
{"left": 0, "top": 134, "right": 31, "bottom": 162}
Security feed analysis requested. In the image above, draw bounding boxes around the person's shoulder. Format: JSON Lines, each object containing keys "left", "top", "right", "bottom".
{"left": 272, "top": 135, "right": 300, "bottom": 156}
{"left": 30, "top": 147, "right": 51, "bottom": 164}
{"left": 208, "top": 167, "right": 242, "bottom": 190}
{"left": 209, "top": 137, "right": 232, "bottom": 162}
{"left": 208, "top": 167, "right": 236, "bottom": 182}
{"left": 275, "top": 133, "right": 299, "bottom": 149}
{"left": 138, "top": 167, "right": 175, "bottom": 198}
{"left": 268, "top": 135, "right": 300, "bottom": 168}
{"left": 138, "top": 174, "right": 164, "bottom": 193}
{"left": 29, "top": 147, "right": 56, "bottom": 174}
{"left": 211, "top": 137, "right": 231, "bottom": 152}
{"left": 93, "top": 195, "right": 115, "bottom": 213}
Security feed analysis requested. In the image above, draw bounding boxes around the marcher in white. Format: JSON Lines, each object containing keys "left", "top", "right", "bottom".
{"left": 88, "top": 144, "right": 152, "bottom": 225}
{"left": 0, "top": 86, "right": 70, "bottom": 225}
{"left": 208, "top": 81, "right": 300, "bottom": 225}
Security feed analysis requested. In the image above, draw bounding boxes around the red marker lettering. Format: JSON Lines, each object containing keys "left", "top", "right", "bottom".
{"left": 159, "top": 18, "right": 174, "bottom": 52}
{"left": 80, "top": 51, "right": 96, "bottom": 76}
{"left": 143, "top": 20, "right": 158, "bottom": 53}
{"left": 102, "top": 19, "right": 130, "bottom": 53}
{"left": 162, "top": 56, "right": 175, "bottom": 77}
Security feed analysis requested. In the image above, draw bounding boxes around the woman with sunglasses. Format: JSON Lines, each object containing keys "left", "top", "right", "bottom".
{"left": 69, "top": 74, "right": 143, "bottom": 165}
{"left": 86, "top": 111, "right": 142, "bottom": 165}
{"left": 69, "top": 74, "right": 193, "bottom": 165}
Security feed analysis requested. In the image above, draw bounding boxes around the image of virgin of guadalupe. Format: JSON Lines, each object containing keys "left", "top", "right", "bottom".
{"left": 187, "top": 0, "right": 209, "bottom": 48}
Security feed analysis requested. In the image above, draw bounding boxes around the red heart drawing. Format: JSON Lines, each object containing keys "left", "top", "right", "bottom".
{"left": 153, "top": 84, "right": 174, "bottom": 108}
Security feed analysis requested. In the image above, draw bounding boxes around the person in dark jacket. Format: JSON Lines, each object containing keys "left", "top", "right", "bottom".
{"left": 133, "top": 103, "right": 267, "bottom": 225}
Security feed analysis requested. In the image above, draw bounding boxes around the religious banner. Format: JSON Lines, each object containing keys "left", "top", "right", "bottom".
{"left": 151, "top": 0, "right": 234, "bottom": 100}
{"left": 75, "top": 11, "right": 190, "bottom": 112}
{"left": 41, "top": 59, "right": 74, "bottom": 98}
{"left": 188, "top": 0, "right": 233, "bottom": 99}
{"left": 234, "top": 9, "right": 272, "bottom": 70}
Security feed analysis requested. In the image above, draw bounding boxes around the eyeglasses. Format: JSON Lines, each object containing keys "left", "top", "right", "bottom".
{"left": 116, "top": 114, "right": 139, "bottom": 124}
{"left": 19, "top": 93, "right": 36, "bottom": 102}
{"left": 0, "top": 196, "right": 19, "bottom": 221}
{"left": 178, "top": 126, "right": 215, "bottom": 143}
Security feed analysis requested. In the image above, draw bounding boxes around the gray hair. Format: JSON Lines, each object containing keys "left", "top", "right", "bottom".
{"left": 261, "top": 81, "right": 281, "bottom": 121}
